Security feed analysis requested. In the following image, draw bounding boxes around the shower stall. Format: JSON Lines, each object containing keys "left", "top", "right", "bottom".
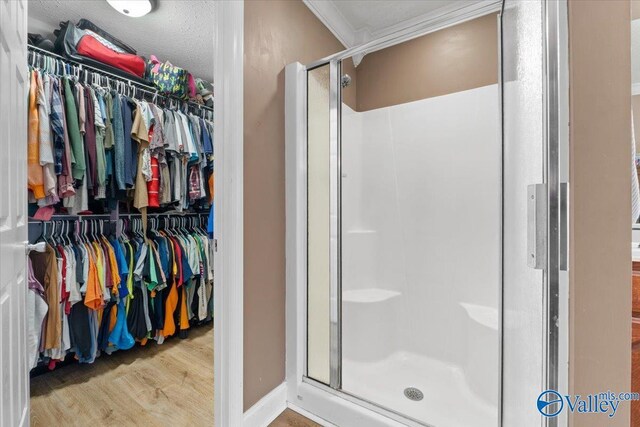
{"left": 285, "top": 1, "right": 568, "bottom": 425}
{"left": 305, "top": 61, "right": 501, "bottom": 426}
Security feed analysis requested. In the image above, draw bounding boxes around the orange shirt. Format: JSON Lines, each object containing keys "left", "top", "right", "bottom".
{"left": 102, "top": 237, "right": 121, "bottom": 296}
{"left": 84, "top": 244, "right": 103, "bottom": 311}
{"left": 208, "top": 173, "right": 214, "bottom": 203}
{"left": 28, "top": 70, "right": 45, "bottom": 199}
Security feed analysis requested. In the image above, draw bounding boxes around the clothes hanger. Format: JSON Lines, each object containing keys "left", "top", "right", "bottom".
{"left": 60, "top": 220, "right": 68, "bottom": 246}
{"left": 73, "top": 220, "right": 79, "bottom": 244}
{"left": 132, "top": 217, "right": 139, "bottom": 239}
{"left": 76, "top": 220, "right": 82, "bottom": 244}
{"left": 79, "top": 220, "right": 86, "bottom": 244}
{"left": 170, "top": 217, "right": 179, "bottom": 237}
{"left": 124, "top": 218, "right": 131, "bottom": 241}
{"left": 86, "top": 220, "right": 93, "bottom": 243}
{"left": 133, "top": 217, "right": 139, "bottom": 240}
{"left": 118, "top": 218, "right": 125, "bottom": 241}
{"left": 84, "top": 220, "right": 90, "bottom": 243}
{"left": 196, "top": 216, "right": 205, "bottom": 236}
{"left": 164, "top": 217, "right": 173, "bottom": 237}
{"left": 56, "top": 220, "right": 65, "bottom": 245}
{"left": 55, "top": 221, "right": 64, "bottom": 246}
{"left": 79, "top": 219, "right": 87, "bottom": 244}
{"left": 73, "top": 219, "right": 80, "bottom": 245}
{"left": 50, "top": 221, "right": 58, "bottom": 244}
{"left": 56, "top": 220, "right": 64, "bottom": 246}
{"left": 92, "top": 219, "right": 98, "bottom": 242}
{"left": 90, "top": 219, "right": 96, "bottom": 242}
{"left": 99, "top": 220, "right": 107, "bottom": 240}
{"left": 67, "top": 220, "right": 73, "bottom": 245}
{"left": 139, "top": 217, "right": 145, "bottom": 240}
{"left": 180, "top": 217, "right": 188, "bottom": 237}
{"left": 36, "top": 221, "right": 47, "bottom": 244}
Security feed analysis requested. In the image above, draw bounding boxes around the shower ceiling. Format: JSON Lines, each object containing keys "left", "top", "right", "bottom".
{"left": 303, "top": 0, "right": 500, "bottom": 65}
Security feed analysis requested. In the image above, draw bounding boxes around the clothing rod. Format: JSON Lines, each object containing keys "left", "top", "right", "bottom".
{"left": 28, "top": 44, "right": 214, "bottom": 113}
{"left": 29, "top": 212, "right": 209, "bottom": 224}
{"left": 28, "top": 212, "right": 208, "bottom": 223}
{"left": 123, "top": 212, "right": 209, "bottom": 217}
{"left": 28, "top": 214, "right": 110, "bottom": 223}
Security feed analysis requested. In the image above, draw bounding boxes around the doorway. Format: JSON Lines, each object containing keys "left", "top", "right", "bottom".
{"left": 285, "top": 0, "right": 569, "bottom": 425}
{"left": 0, "top": 1, "right": 243, "bottom": 425}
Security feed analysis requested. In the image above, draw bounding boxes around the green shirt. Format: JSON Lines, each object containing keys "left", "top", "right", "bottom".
{"left": 63, "top": 77, "right": 85, "bottom": 180}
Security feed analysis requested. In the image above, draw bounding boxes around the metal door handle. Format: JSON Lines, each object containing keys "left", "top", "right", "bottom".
{"left": 527, "top": 184, "right": 547, "bottom": 269}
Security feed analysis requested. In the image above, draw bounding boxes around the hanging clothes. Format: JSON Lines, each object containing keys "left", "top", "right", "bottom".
{"left": 30, "top": 244, "right": 61, "bottom": 352}
{"left": 26, "top": 64, "right": 214, "bottom": 215}
{"left": 27, "top": 215, "right": 213, "bottom": 369}
{"left": 27, "top": 258, "right": 48, "bottom": 369}
{"left": 28, "top": 70, "right": 45, "bottom": 200}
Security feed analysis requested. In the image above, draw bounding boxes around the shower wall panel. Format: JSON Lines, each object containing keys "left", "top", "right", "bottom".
{"left": 341, "top": 84, "right": 500, "bottom": 426}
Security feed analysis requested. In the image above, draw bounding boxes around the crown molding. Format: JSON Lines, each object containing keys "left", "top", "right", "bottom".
{"left": 302, "top": 0, "right": 357, "bottom": 48}
{"left": 369, "top": 0, "right": 500, "bottom": 40}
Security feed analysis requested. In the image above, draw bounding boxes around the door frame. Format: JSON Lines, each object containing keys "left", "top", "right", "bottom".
{"left": 285, "top": 0, "right": 569, "bottom": 426}
{"left": 0, "top": 1, "right": 244, "bottom": 425}
{"left": 213, "top": 1, "right": 245, "bottom": 427}
{"left": 0, "top": 0, "right": 29, "bottom": 426}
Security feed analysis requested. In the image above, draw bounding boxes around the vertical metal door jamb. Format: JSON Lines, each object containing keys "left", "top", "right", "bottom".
{"left": 329, "top": 59, "right": 342, "bottom": 389}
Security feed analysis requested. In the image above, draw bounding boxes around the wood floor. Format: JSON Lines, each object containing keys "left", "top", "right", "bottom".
{"left": 31, "top": 325, "right": 319, "bottom": 427}
{"left": 30, "top": 325, "right": 214, "bottom": 427}
{"left": 269, "top": 409, "right": 321, "bottom": 427}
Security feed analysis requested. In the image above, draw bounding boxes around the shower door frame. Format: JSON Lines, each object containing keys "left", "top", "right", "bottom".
{"left": 285, "top": 1, "right": 568, "bottom": 425}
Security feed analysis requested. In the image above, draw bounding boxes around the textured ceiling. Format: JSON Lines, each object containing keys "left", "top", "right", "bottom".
{"left": 28, "top": 0, "right": 214, "bottom": 81}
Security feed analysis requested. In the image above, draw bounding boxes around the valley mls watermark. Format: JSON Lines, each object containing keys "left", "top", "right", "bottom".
{"left": 537, "top": 390, "right": 640, "bottom": 418}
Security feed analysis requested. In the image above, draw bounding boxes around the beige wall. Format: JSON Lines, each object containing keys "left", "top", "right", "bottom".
{"left": 242, "top": 1, "right": 496, "bottom": 413}
{"left": 355, "top": 13, "right": 498, "bottom": 112}
{"left": 243, "top": 0, "right": 351, "bottom": 411}
{"left": 243, "top": 0, "right": 636, "bottom": 418}
{"left": 634, "top": 96, "right": 640, "bottom": 153}
{"left": 568, "top": 1, "right": 631, "bottom": 426}
{"left": 633, "top": 0, "right": 640, "bottom": 20}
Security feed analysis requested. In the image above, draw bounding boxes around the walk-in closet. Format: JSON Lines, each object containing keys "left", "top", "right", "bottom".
{"left": 21, "top": 1, "right": 215, "bottom": 425}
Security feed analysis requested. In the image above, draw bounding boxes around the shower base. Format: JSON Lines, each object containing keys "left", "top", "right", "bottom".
{"left": 342, "top": 351, "right": 497, "bottom": 426}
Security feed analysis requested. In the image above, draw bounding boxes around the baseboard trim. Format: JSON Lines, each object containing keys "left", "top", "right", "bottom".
{"left": 243, "top": 383, "right": 287, "bottom": 427}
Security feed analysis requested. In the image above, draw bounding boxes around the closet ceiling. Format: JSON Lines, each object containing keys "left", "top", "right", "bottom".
{"left": 28, "top": 0, "right": 214, "bottom": 81}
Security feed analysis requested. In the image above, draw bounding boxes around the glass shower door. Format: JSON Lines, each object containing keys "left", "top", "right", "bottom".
{"left": 306, "top": 61, "right": 341, "bottom": 388}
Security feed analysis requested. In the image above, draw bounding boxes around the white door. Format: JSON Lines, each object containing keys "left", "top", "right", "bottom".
{"left": 0, "top": 0, "right": 30, "bottom": 426}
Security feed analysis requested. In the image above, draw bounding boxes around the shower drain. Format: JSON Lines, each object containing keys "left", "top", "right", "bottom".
{"left": 404, "top": 387, "right": 424, "bottom": 401}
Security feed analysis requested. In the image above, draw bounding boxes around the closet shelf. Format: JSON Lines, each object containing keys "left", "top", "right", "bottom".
{"left": 28, "top": 44, "right": 213, "bottom": 117}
